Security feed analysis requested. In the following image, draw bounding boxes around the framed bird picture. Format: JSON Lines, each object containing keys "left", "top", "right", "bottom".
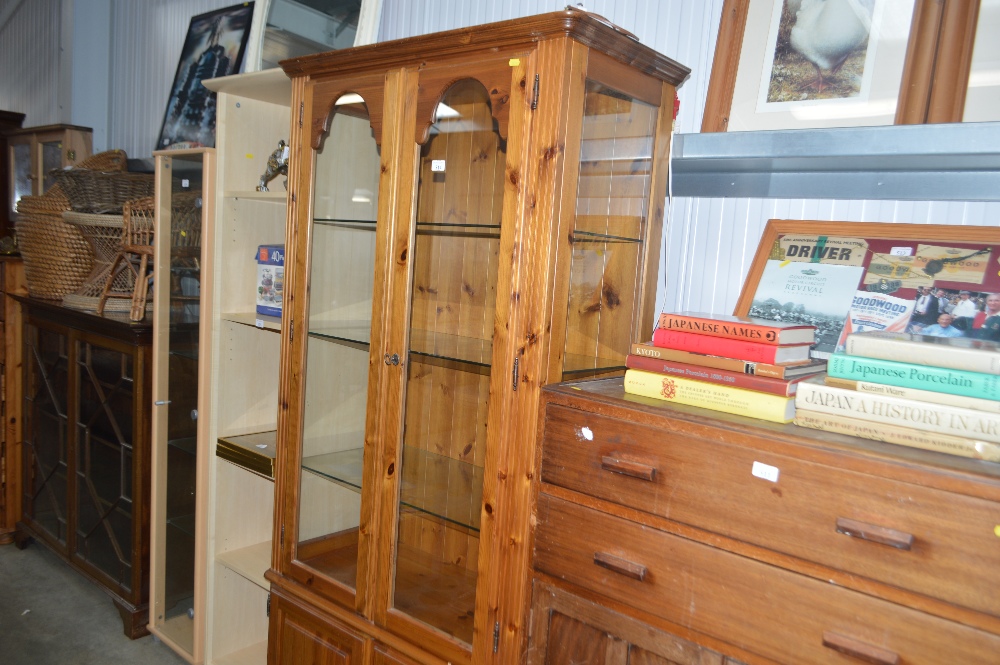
{"left": 702, "top": 0, "right": 985, "bottom": 132}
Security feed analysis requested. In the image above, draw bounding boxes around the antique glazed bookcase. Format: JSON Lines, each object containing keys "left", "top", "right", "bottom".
{"left": 268, "top": 10, "right": 688, "bottom": 664}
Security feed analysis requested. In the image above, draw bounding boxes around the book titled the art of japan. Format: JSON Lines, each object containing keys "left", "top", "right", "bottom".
{"left": 626, "top": 354, "right": 815, "bottom": 397}
{"left": 652, "top": 328, "right": 812, "bottom": 364}
{"left": 826, "top": 353, "right": 1000, "bottom": 401}
{"left": 623, "top": 368, "right": 796, "bottom": 424}
{"left": 795, "top": 376, "right": 1000, "bottom": 443}
{"left": 794, "top": 409, "right": 1000, "bottom": 462}
{"left": 657, "top": 312, "right": 816, "bottom": 345}
{"left": 844, "top": 330, "right": 1000, "bottom": 375}
{"left": 630, "top": 342, "right": 827, "bottom": 379}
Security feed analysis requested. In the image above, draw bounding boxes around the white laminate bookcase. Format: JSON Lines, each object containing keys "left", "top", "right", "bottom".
{"left": 201, "top": 69, "right": 291, "bottom": 665}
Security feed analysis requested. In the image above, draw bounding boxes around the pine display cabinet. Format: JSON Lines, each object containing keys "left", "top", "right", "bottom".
{"left": 268, "top": 9, "right": 688, "bottom": 665}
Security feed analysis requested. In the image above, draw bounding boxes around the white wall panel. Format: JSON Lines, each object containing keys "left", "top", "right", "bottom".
{"left": 108, "top": 0, "right": 251, "bottom": 159}
{"left": 0, "top": 0, "right": 62, "bottom": 126}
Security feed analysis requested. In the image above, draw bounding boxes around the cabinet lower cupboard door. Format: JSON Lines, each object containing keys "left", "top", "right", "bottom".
{"left": 269, "top": 590, "right": 367, "bottom": 665}
{"left": 528, "top": 582, "right": 741, "bottom": 665}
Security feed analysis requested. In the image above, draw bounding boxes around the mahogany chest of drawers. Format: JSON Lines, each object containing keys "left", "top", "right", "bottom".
{"left": 528, "top": 378, "right": 1000, "bottom": 665}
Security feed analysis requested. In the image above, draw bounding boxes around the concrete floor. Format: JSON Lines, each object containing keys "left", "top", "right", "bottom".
{"left": 0, "top": 541, "right": 189, "bottom": 665}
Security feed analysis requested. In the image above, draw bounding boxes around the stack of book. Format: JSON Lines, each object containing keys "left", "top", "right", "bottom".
{"left": 794, "top": 330, "right": 1000, "bottom": 461}
{"left": 624, "top": 312, "right": 825, "bottom": 423}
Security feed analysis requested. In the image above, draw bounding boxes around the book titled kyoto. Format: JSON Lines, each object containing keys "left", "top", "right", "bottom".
{"left": 630, "top": 342, "right": 827, "bottom": 379}
{"left": 657, "top": 312, "right": 816, "bottom": 345}
{"left": 623, "top": 368, "right": 796, "bottom": 423}
{"left": 845, "top": 330, "right": 1000, "bottom": 375}
{"left": 795, "top": 377, "right": 1000, "bottom": 443}
{"left": 652, "top": 327, "right": 812, "bottom": 364}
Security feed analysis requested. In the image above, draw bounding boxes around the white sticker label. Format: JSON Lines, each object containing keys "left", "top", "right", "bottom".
{"left": 256, "top": 444, "right": 268, "bottom": 449}
{"left": 431, "top": 159, "right": 446, "bottom": 172}
{"left": 181, "top": 178, "right": 190, "bottom": 188}
{"left": 889, "top": 246, "right": 913, "bottom": 256}
{"left": 255, "top": 318, "right": 264, "bottom": 329}
{"left": 578, "top": 426, "right": 594, "bottom": 441}
{"left": 751, "top": 461, "right": 779, "bottom": 483}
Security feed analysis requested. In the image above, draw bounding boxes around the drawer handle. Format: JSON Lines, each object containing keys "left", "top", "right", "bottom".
{"left": 835, "top": 517, "right": 914, "bottom": 551}
{"left": 600, "top": 455, "right": 656, "bottom": 481}
{"left": 822, "top": 631, "right": 899, "bottom": 665}
{"left": 593, "top": 552, "right": 647, "bottom": 581}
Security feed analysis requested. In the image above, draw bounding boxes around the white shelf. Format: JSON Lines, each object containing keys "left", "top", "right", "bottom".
{"left": 217, "top": 541, "right": 272, "bottom": 591}
{"left": 223, "top": 311, "right": 282, "bottom": 333}
{"left": 203, "top": 69, "right": 291, "bottom": 107}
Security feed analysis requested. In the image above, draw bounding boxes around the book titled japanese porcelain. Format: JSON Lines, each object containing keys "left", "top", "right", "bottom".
{"left": 652, "top": 328, "right": 812, "bottom": 364}
{"left": 624, "top": 369, "right": 796, "bottom": 424}
{"left": 827, "top": 353, "right": 1000, "bottom": 401}
{"left": 795, "top": 376, "right": 1000, "bottom": 443}
{"left": 656, "top": 312, "right": 816, "bottom": 345}
{"left": 844, "top": 330, "right": 1000, "bottom": 375}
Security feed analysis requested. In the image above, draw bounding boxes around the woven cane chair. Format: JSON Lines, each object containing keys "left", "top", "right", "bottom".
{"left": 97, "top": 191, "right": 203, "bottom": 321}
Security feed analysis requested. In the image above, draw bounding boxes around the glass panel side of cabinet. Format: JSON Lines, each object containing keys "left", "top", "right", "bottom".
{"left": 155, "top": 152, "right": 206, "bottom": 651}
{"left": 297, "top": 101, "right": 380, "bottom": 593}
{"left": 394, "top": 79, "right": 505, "bottom": 645}
{"left": 11, "top": 142, "right": 31, "bottom": 212}
{"left": 563, "top": 80, "right": 658, "bottom": 377}
{"left": 41, "top": 140, "right": 63, "bottom": 193}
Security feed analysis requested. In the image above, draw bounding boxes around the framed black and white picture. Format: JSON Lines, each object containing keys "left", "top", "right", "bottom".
{"left": 157, "top": 2, "right": 255, "bottom": 149}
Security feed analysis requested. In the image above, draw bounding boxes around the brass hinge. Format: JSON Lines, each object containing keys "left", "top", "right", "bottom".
{"left": 266, "top": 592, "right": 271, "bottom": 617}
{"left": 511, "top": 357, "right": 519, "bottom": 391}
{"left": 531, "top": 74, "right": 540, "bottom": 110}
{"left": 289, "top": 321, "right": 294, "bottom": 341}
{"left": 280, "top": 524, "right": 285, "bottom": 545}
{"left": 299, "top": 101, "right": 304, "bottom": 127}
{"left": 493, "top": 621, "right": 500, "bottom": 653}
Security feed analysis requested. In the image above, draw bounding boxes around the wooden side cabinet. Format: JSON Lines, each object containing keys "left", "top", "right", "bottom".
{"left": 16, "top": 298, "right": 152, "bottom": 638}
{"left": 270, "top": 9, "right": 689, "bottom": 665}
{"left": 531, "top": 378, "right": 1000, "bottom": 665}
{"left": 7, "top": 124, "right": 92, "bottom": 219}
{"left": 0, "top": 257, "right": 26, "bottom": 543}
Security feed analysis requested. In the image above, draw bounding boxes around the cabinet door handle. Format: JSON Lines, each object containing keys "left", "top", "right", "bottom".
{"left": 593, "top": 552, "right": 647, "bottom": 581}
{"left": 822, "top": 631, "right": 899, "bottom": 665}
{"left": 835, "top": 517, "right": 914, "bottom": 551}
{"left": 600, "top": 455, "right": 656, "bottom": 481}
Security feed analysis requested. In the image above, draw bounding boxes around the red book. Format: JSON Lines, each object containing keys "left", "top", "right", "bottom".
{"left": 625, "top": 354, "right": 816, "bottom": 396}
{"left": 652, "top": 327, "right": 812, "bottom": 364}
{"left": 657, "top": 311, "right": 816, "bottom": 345}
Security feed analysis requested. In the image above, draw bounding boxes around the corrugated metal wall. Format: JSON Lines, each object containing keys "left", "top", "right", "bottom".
{"left": 2, "top": 0, "right": 997, "bottom": 319}
{"left": 0, "top": 0, "right": 63, "bottom": 126}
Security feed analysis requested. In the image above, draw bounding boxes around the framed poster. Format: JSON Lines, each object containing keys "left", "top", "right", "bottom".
{"left": 156, "top": 3, "right": 255, "bottom": 150}
{"left": 734, "top": 220, "right": 1000, "bottom": 358}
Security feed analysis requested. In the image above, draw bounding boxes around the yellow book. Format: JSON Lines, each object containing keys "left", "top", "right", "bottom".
{"left": 623, "top": 369, "right": 795, "bottom": 423}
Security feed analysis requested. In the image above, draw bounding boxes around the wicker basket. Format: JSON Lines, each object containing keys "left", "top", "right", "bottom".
{"left": 15, "top": 150, "right": 128, "bottom": 299}
{"left": 51, "top": 163, "right": 154, "bottom": 214}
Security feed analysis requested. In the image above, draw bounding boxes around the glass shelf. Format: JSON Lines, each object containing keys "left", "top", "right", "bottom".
{"left": 168, "top": 437, "right": 197, "bottom": 457}
{"left": 307, "top": 321, "right": 371, "bottom": 347}
{"left": 314, "top": 217, "right": 377, "bottom": 228}
{"left": 224, "top": 190, "right": 288, "bottom": 202}
{"left": 304, "top": 444, "right": 484, "bottom": 532}
{"left": 570, "top": 229, "right": 642, "bottom": 244}
{"left": 223, "top": 311, "right": 282, "bottom": 333}
{"left": 409, "top": 329, "right": 492, "bottom": 369}
{"left": 167, "top": 513, "right": 196, "bottom": 538}
{"left": 562, "top": 352, "right": 627, "bottom": 376}
{"left": 416, "top": 221, "right": 501, "bottom": 238}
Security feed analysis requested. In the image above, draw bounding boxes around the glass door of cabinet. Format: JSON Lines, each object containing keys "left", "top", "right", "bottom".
{"left": 295, "top": 97, "right": 381, "bottom": 593}
{"left": 392, "top": 79, "right": 505, "bottom": 644}
{"left": 561, "top": 73, "right": 663, "bottom": 379}
{"left": 150, "top": 148, "right": 214, "bottom": 661}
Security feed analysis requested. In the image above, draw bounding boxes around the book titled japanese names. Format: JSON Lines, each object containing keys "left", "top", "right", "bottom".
{"left": 657, "top": 312, "right": 817, "bottom": 345}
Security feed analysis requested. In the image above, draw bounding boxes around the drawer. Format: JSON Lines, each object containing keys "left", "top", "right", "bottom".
{"left": 534, "top": 493, "right": 1000, "bottom": 665}
{"left": 541, "top": 403, "right": 1000, "bottom": 618}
